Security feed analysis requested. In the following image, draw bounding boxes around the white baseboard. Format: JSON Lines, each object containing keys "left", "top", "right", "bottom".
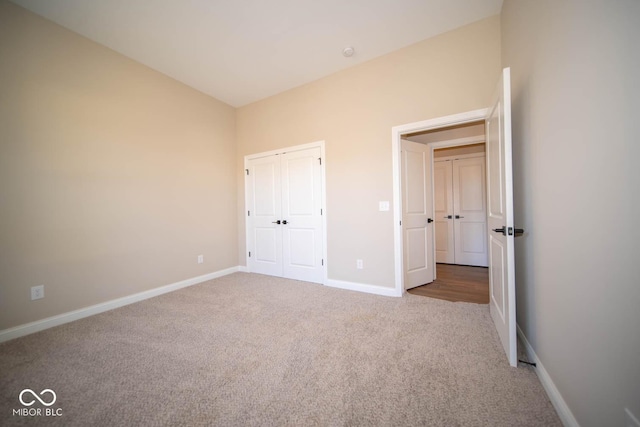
{"left": 517, "top": 324, "right": 580, "bottom": 427}
{"left": 324, "top": 278, "right": 402, "bottom": 297}
{"left": 0, "top": 266, "right": 242, "bottom": 344}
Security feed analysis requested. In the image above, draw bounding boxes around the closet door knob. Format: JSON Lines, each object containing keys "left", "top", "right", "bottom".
{"left": 444, "top": 215, "right": 452, "bottom": 219}
{"left": 455, "top": 215, "right": 465, "bottom": 219}
{"left": 282, "top": 220, "right": 288, "bottom": 225}
{"left": 271, "top": 220, "right": 281, "bottom": 224}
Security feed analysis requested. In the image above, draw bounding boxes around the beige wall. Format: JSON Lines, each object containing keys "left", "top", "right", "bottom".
{"left": 0, "top": 1, "right": 237, "bottom": 330}
{"left": 237, "top": 16, "right": 501, "bottom": 286}
{"left": 502, "top": 1, "right": 640, "bottom": 425}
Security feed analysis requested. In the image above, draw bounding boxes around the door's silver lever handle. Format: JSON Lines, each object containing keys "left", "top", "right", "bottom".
{"left": 493, "top": 227, "right": 506, "bottom": 235}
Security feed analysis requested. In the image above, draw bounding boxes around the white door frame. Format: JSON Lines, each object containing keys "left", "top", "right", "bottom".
{"left": 244, "top": 140, "right": 328, "bottom": 283}
{"left": 392, "top": 109, "right": 488, "bottom": 295}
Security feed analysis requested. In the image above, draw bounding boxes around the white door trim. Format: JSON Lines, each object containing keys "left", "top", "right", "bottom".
{"left": 392, "top": 109, "right": 488, "bottom": 295}
{"left": 430, "top": 134, "right": 485, "bottom": 150}
{"left": 244, "top": 140, "right": 327, "bottom": 284}
{"left": 245, "top": 140, "right": 324, "bottom": 161}
{"left": 435, "top": 152, "right": 485, "bottom": 162}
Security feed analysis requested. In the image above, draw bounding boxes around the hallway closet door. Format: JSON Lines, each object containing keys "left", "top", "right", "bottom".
{"left": 434, "top": 155, "right": 487, "bottom": 267}
{"left": 434, "top": 160, "right": 455, "bottom": 264}
{"left": 247, "top": 146, "right": 324, "bottom": 284}
{"left": 453, "top": 156, "right": 487, "bottom": 266}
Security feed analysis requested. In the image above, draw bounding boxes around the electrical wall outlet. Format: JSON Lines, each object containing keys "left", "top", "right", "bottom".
{"left": 31, "top": 285, "right": 44, "bottom": 301}
{"left": 197, "top": 255, "right": 204, "bottom": 264}
{"left": 356, "top": 259, "right": 363, "bottom": 269}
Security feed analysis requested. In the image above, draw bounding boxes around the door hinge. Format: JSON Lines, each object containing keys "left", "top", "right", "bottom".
{"left": 320, "top": 208, "right": 323, "bottom": 215}
{"left": 399, "top": 220, "right": 402, "bottom": 226}
{"left": 321, "top": 259, "right": 324, "bottom": 266}
{"left": 248, "top": 251, "right": 251, "bottom": 257}
{"left": 245, "top": 169, "right": 249, "bottom": 175}
{"left": 247, "top": 210, "right": 250, "bottom": 216}
{"left": 318, "top": 157, "right": 322, "bottom": 165}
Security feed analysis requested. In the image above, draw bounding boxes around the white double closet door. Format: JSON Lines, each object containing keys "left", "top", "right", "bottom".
{"left": 434, "top": 155, "right": 488, "bottom": 267}
{"left": 246, "top": 146, "right": 324, "bottom": 284}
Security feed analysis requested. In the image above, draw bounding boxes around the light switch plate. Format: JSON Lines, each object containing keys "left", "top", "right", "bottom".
{"left": 379, "top": 201, "right": 390, "bottom": 211}
{"left": 31, "top": 285, "right": 44, "bottom": 300}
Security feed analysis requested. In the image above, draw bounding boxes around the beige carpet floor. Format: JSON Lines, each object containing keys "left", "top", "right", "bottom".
{"left": 0, "top": 273, "right": 561, "bottom": 426}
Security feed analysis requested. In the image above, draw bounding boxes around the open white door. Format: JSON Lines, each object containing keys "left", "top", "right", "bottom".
{"left": 401, "top": 139, "right": 435, "bottom": 289}
{"left": 486, "top": 67, "right": 517, "bottom": 367}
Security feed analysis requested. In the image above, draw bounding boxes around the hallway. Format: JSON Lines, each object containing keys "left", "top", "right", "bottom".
{"left": 407, "top": 264, "right": 489, "bottom": 304}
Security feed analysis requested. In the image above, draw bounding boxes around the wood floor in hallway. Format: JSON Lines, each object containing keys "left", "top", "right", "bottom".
{"left": 407, "top": 263, "right": 489, "bottom": 304}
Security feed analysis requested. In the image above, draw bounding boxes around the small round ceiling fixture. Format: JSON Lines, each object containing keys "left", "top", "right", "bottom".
{"left": 342, "top": 46, "right": 355, "bottom": 57}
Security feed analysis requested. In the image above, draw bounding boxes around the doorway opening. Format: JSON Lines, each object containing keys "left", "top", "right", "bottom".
{"left": 402, "top": 121, "right": 489, "bottom": 304}
{"left": 391, "top": 108, "right": 488, "bottom": 297}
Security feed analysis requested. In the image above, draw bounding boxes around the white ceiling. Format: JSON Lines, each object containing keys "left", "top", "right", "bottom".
{"left": 12, "top": 0, "right": 503, "bottom": 107}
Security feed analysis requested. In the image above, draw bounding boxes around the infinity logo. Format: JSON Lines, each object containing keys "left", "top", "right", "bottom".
{"left": 19, "top": 389, "right": 57, "bottom": 407}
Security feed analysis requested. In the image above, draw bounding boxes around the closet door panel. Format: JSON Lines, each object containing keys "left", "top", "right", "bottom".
{"left": 281, "top": 147, "right": 324, "bottom": 283}
{"left": 247, "top": 156, "right": 283, "bottom": 276}
{"left": 434, "top": 160, "right": 455, "bottom": 264}
{"left": 453, "top": 156, "right": 488, "bottom": 267}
